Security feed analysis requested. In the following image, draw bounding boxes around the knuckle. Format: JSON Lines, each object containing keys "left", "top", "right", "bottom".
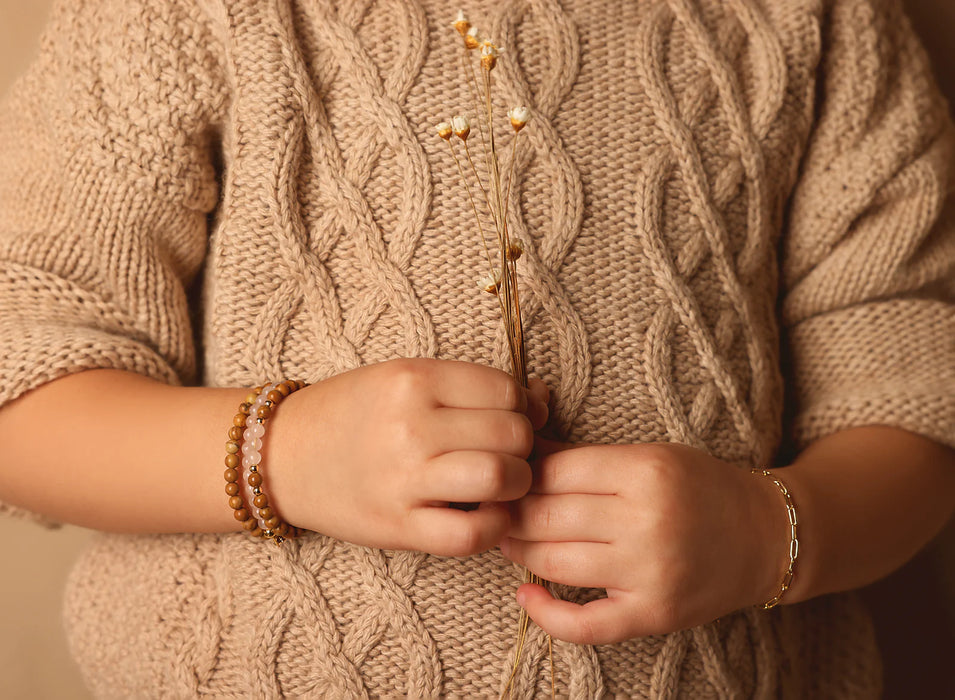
{"left": 386, "top": 358, "right": 429, "bottom": 402}
{"left": 531, "top": 501, "right": 555, "bottom": 532}
{"left": 478, "top": 454, "right": 508, "bottom": 496}
{"left": 500, "top": 376, "right": 525, "bottom": 412}
{"left": 509, "top": 413, "right": 534, "bottom": 456}
{"left": 391, "top": 415, "right": 426, "bottom": 460}
{"left": 448, "top": 521, "right": 485, "bottom": 557}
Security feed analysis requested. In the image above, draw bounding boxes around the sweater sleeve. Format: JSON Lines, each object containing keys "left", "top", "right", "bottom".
{"left": 781, "top": 0, "right": 955, "bottom": 452}
{"left": 0, "top": 0, "right": 226, "bottom": 520}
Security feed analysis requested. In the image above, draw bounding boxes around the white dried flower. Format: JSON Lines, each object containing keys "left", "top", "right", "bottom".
{"left": 480, "top": 269, "right": 503, "bottom": 294}
{"left": 464, "top": 26, "right": 481, "bottom": 50}
{"left": 451, "top": 115, "right": 471, "bottom": 140}
{"left": 480, "top": 41, "right": 500, "bottom": 70}
{"left": 508, "top": 106, "right": 530, "bottom": 132}
{"left": 453, "top": 10, "right": 470, "bottom": 36}
{"left": 436, "top": 121, "right": 453, "bottom": 140}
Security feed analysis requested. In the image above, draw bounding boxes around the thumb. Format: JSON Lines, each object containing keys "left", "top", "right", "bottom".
{"left": 516, "top": 583, "right": 630, "bottom": 645}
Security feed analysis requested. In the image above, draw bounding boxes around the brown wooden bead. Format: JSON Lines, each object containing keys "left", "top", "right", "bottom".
{"left": 225, "top": 454, "right": 239, "bottom": 469}
{"left": 233, "top": 508, "right": 249, "bottom": 521}
{"left": 275, "top": 382, "right": 291, "bottom": 396}
{"left": 238, "top": 403, "right": 251, "bottom": 414}
{"left": 224, "top": 468, "right": 238, "bottom": 483}
{"left": 253, "top": 494, "right": 269, "bottom": 509}
{"left": 242, "top": 518, "right": 257, "bottom": 531}
{"left": 258, "top": 507, "right": 273, "bottom": 520}
{"left": 265, "top": 516, "right": 280, "bottom": 529}
{"left": 256, "top": 405, "right": 272, "bottom": 420}
{"left": 229, "top": 426, "right": 244, "bottom": 441}
{"left": 233, "top": 413, "right": 248, "bottom": 427}
{"left": 276, "top": 522, "right": 289, "bottom": 536}
{"left": 250, "top": 527, "right": 263, "bottom": 538}
{"left": 225, "top": 482, "right": 239, "bottom": 496}
{"left": 225, "top": 440, "right": 240, "bottom": 454}
{"left": 245, "top": 391, "right": 259, "bottom": 405}
{"left": 247, "top": 472, "right": 262, "bottom": 487}
{"left": 266, "top": 390, "right": 282, "bottom": 404}
{"left": 228, "top": 496, "right": 245, "bottom": 510}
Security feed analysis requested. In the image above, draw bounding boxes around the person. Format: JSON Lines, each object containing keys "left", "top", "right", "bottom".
{"left": 0, "top": 0, "right": 953, "bottom": 696}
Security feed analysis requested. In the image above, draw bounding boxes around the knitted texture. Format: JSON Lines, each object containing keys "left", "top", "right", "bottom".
{"left": 1, "top": 0, "right": 952, "bottom": 695}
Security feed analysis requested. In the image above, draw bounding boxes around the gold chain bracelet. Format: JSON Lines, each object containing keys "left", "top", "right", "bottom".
{"left": 751, "top": 468, "right": 798, "bottom": 609}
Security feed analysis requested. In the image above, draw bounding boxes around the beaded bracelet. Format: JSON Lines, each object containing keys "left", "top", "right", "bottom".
{"left": 751, "top": 468, "right": 798, "bottom": 609}
{"left": 224, "top": 379, "right": 306, "bottom": 544}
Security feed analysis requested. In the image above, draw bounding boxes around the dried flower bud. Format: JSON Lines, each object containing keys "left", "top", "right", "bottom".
{"left": 480, "top": 270, "right": 502, "bottom": 295}
{"left": 451, "top": 115, "right": 470, "bottom": 140}
{"left": 508, "top": 106, "right": 530, "bottom": 132}
{"left": 453, "top": 10, "right": 470, "bottom": 36}
{"left": 506, "top": 239, "right": 524, "bottom": 261}
{"left": 436, "top": 121, "right": 453, "bottom": 140}
{"left": 480, "top": 42, "right": 499, "bottom": 71}
{"left": 464, "top": 27, "right": 481, "bottom": 50}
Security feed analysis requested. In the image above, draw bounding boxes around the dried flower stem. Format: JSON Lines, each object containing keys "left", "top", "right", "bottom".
{"left": 440, "top": 15, "right": 554, "bottom": 697}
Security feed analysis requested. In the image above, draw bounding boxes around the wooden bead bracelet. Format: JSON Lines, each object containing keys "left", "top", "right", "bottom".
{"left": 224, "top": 379, "right": 306, "bottom": 544}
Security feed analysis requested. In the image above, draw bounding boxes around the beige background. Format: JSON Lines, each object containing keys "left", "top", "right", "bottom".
{"left": 1, "top": 1, "right": 953, "bottom": 698}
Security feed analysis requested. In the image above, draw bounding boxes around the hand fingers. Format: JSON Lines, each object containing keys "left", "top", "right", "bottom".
{"left": 516, "top": 584, "right": 631, "bottom": 645}
{"left": 500, "top": 538, "right": 615, "bottom": 589}
{"left": 508, "top": 494, "right": 615, "bottom": 542}
{"left": 531, "top": 446, "right": 619, "bottom": 495}
{"left": 430, "top": 360, "right": 527, "bottom": 412}
{"left": 525, "top": 378, "right": 550, "bottom": 431}
{"left": 527, "top": 377, "right": 549, "bottom": 404}
{"left": 406, "top": 502, "right": 510, "bottom": 557}
{"left": 420, "top": 452, "right": 532, "bottom": 503}
{"left": 431, "top": 408, "right": 534, "bottom": 457}
{"left": 525, "top": 378, "right": 550, "bottom": 430}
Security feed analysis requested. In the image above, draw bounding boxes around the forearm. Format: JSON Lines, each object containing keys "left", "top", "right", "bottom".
{"left": 777, "top": 426, "right": 955, "bottom": 603}
{"left": 0, "top": 369, "right": 247, "bottom": 533}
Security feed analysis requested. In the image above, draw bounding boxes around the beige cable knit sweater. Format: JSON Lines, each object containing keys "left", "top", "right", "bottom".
{"left": 2, "top": 0, "right": 954, "bottom": 696}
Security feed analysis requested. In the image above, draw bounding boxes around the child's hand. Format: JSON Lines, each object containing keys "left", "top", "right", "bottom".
{"left": 267, "top": 359, "right": 549, "bottom": 557}
{"left": 499, "top": 440, "right": 786, "bottom": 644}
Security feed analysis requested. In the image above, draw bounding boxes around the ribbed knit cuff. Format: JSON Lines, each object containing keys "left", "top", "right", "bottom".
{"left": 787, "top": 299, "right": 955, "bottom": 451}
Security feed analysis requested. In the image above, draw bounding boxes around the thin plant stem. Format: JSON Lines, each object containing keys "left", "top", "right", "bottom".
{"left": 447, "top": 141, "right": 517, "bottom": 361}
{"left": 464, "top": 141, "right": 500, "bottom": 235}
{"left": 460, "top": 48, "right": 493, "bottom": 186}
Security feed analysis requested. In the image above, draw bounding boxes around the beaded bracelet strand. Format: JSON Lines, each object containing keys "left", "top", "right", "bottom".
{"left": 224, "top": 379, "right": 306, "bottom": 544}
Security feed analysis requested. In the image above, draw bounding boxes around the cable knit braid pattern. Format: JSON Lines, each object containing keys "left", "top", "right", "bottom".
{"left": 1, "top": 0, "right": 953, "bottom": 696}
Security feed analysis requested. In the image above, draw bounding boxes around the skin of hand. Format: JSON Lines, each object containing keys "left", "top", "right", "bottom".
{"left": 499, "top": 427, "right": 955, "bottom": 646}
{"left": 266, "top": 358, "right": 550, "bottom": 558}
{"left": 498, "top": 438, "right": 791, "bottom": 645}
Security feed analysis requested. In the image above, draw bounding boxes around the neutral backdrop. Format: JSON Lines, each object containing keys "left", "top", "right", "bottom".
{"left": 2, "top": 2, "right": 954, "bottom": 698}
